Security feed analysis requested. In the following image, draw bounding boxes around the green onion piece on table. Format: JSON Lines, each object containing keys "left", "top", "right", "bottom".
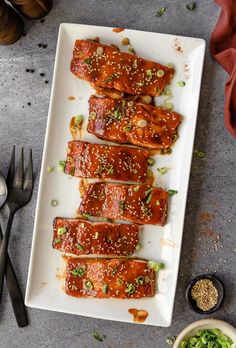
{"left": 156, "top": 7, "right": 166, "bottom": 17}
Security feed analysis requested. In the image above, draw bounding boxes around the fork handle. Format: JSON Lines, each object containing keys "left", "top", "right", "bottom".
{"left": 0, "top": 226, "right": 28, "bottom": 327}
{"left": 0, "top": 211, "right": 14, "bottom": 304}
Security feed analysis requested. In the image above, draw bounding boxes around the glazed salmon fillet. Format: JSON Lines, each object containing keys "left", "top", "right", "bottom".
{"left": 88, "top": 96, "right": 181, "bottom": 150}
{"left": 64, "top": 141, "right": 151, "bottom": 183}
{"left": 53, "top": 218, "right": 139, "bottom": 256}
{"left": 65, "top": 258, "right": 155, "bottom": 299}
{"left": 78, "top": 182, "right": 168, "bottom": 225}
{"left": 70, "top": 39, "right": 174, "bottom": 96}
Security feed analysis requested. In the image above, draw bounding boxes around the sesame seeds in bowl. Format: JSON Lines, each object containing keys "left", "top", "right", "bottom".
{"left": 185, "top": 274, "right": 224, "bottom": 314}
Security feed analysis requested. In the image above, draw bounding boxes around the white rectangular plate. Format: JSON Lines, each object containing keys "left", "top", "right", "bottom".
{"left": 25, "top": 23, "right": 205, "bottom": 327}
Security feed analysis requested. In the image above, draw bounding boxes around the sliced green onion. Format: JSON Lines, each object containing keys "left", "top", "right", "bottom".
{"left": 58, "top": 160, "right": 66, "bottom": 172}
{"left": 51, "top": 199, "right": 58, "bottom": 207}
{"left": 177, "top": 81, "right": 186, "bottom": 87}
{"left": 164, "top": 100, "right": 173, "bottom": 110}
{"left": 156, "top": 200, "right": 160, "bottom": 206}
{"left": 165, "top": 336, "right": 176, "bottom": 345}
{"left": 156, "top": 7, "right": 166, "bottom": 17}
{"left": 90, "top": 111, "right": 97, "bottom": 120}
{"left": 82, "top": 213, "right": 91, "bottom": 219}
{"left": 136, "top": 276, "right": 144, "bottom": 285}
{"left": 146, "top": 194, "right": 152, "bottom": 204}
{"left": 74, "top": 115, "right": 83, "bottom": 124}
{"left": 186, "top": 2, "right": 196, "bottom": 11}
{"left": 112, "top": 267, "right": 118, "bottom": 276}
{"left": 161, "top": 88, "right": 171, "bottom": 96}
{"left": 75, "top": 243, "right": 84, "bottom": 251}
{"left": 157, "top": 69, "right": 165, "bottom": 77}
{"left": 83, "top": 58, "right": 91, "bottom": 65}
{"left": 123, "top": 124, "right": 132, "bottom": 132}
{"left": 122, "top": 100, "right": 127, "bottom": 108}
{"left": 57, "top": 227, "right": 67, "bottom": 236}
{"left": 133, "top": 186, "right": 140, "bottom": 192}
{"left": 168, "top": 189, "right": 178, "bottom": 196}
{"left": 193, "top": 149, "right": 206, "bottom": 158}
{"left": 128, "top": 47, "right": 136, "bottom": 54}
{"left": 135, "top": 243, "right": 142, "bottom": 251}
{"left": 167, "top": 63, "right": 174, "bottom": 69}
{"left": 102, "top": 283, "right": 108, "bottom": 293}
{"left": 84, "top": 280, "right": 93, "bottom": 289}
{"left": 92, "top": 331, "right": 104, "bottom": 342}
{"left": 145, "top": 187, "right": 153, "bottom": 196}
{"left": 47, "top": 166, "right": 54, "bottom": 173}
{"left": 148, "top": 261, "right": 165, "bottom": 272}
{"left": 125, "top": 283, "right": 136, "bottom": 294}
{"left": 146, "top": 69, "right": 153, "bottom": 77}
{"left": 54, "top": 238, "right": 61, "bottom": 244}
{"left": 94, "top": 232, "right": 99, "bottom": 239}
{"left": 113, "top": 107, "right": 122, "bottom": 120}
{"left": 157, "top": 167, "right": 169, "bottom": 175}
{"left": 136, "top": 81, "right": 144, "bottom": 86}
{"left": 72, "top": 267, "right": 85, "bottom": 277}
{"left": 147, "top": 158, "right": 154, "bottom": 166}
{"left": 118, "top": 201, "right": 125, "bottom": 212}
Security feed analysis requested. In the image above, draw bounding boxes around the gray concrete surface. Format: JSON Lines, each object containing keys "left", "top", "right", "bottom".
{"left": 0, "top": 0, "right": 236, "bottom": 347}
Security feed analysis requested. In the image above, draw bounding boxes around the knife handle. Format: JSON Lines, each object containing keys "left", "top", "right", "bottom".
{"left": 0, "top": 225, "right": 28, "bottom": 327}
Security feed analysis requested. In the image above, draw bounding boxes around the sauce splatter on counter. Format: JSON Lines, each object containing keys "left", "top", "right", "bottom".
{"left": 128, "top": 308, "right": 148, "bottom": 323}
{"left": 68, "top": 95, "right": 75, "bottom": 101}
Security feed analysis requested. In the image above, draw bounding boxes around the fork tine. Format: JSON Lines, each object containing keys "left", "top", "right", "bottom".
{"left": 6, "top": 146, "right": 15, "bottom": 187}
{"left": 14, "top": 147, "right": 24, "bottom": 189}
{"left": 23, "top": 149, "right": 33, "bottom": 192}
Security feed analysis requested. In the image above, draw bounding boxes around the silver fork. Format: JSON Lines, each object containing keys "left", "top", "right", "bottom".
{"left": 0, "top": 146, "right": 33, "bottom": 303}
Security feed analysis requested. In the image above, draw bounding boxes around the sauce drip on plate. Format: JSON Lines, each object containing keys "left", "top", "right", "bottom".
{"left": 128, "top": 308, "right": 148, "bottom": 323}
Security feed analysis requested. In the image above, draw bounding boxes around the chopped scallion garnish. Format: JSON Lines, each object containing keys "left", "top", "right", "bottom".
{"left": 148, "top": 261, "right": 165, "bottom": 272}
{"left": 102, "top": 283, "right": 109, "bottom": 293}
{"left": 85, "top": 280, "right": 93, "bottom": 290}
{"left": 186, "top": 2, "right": 196, "bottom": 11}
{"left": 177, "top": 81, "right": 186, "bottom": 87}
{"left": 147, "top": 158, "right": 154, "bottom": 166}
{"left": 135, "top": 276, "right": 144, "bottom": 285}
{"left": 58, "top": 160, "right": 66, "bottom": 172}
{"left": 168, "top": 189, "right": 178, "bottom": 196}
{"left": 157, "top": 167, "right": 169, "bottom": 175}
{"left": 57, "top": 227, "right": 67, "bottom": 236}
{"left": 75, "top": 243, "right": 84, "bottom": 251}
{"left": 51, "top": 199, "right": 58, "bottom": 207}
{"left": 47, "top": 166, "right": 54, "bottom": 173}
{"left": 125, "top": 283, "right": 136, "bottom": 294}
{"left": 156, "top": 7, "right": 166, "bottom": 17}
{"left": 157, "top": 69, "right": 165, "bottom": 77}
{"left": 72, "top": 267, "right": 85, "bottom": 277}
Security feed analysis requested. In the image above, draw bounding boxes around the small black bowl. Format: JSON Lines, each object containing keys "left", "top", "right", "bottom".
{"left": 186, "top": 274, "right": 224, "bottom": 314}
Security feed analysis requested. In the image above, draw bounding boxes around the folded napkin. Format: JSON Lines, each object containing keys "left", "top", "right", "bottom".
{"left": 210, "top": 0, "right": 236, "bottom": 138}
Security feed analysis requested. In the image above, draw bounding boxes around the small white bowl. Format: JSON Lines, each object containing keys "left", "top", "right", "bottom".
{"left": 173, "top": 319, "right": 236, "bottom": 348}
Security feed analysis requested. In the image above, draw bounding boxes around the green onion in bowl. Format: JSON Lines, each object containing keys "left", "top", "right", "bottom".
{"left": 180, "top": 328, "right": 234, "bottom": 348}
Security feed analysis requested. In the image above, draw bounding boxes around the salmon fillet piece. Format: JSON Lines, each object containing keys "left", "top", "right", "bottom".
{"left": 71, "top": 39, "right": 174, "bottom": 96}
{"left": 78, "top": 182, "right": 169, "bottom": 225}
{"left": 65, "top": 258, "right": 155, "bottom": 299}
{"left": 53, "top": 218, "right": 139, "bottom": 256}
{"left": 88, "top": 96, "right": 181, "bottom": 150}
{"left": 65, "top": 141, "right": 151, "bottom": 183}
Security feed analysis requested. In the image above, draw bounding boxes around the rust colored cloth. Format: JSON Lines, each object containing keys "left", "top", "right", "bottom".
{"left": 210, "top": 0, "right": 236, "bottom": 138}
